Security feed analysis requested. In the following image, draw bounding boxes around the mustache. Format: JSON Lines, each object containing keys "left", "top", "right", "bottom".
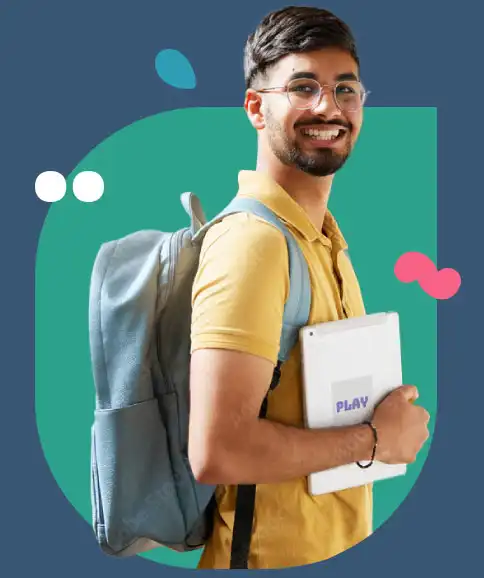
{"left": 296, "top": 119, "right": 351, "bottom": 130}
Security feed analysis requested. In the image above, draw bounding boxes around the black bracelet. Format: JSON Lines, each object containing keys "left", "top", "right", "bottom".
{"left": 356, "top": 421, "right": 378, "bottom": 469}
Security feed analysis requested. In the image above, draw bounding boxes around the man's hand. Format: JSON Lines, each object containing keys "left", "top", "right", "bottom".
{"left": 372, "top": 385, "right": 430, "bottom": 464}
{"left": 188, "top": 348, "right": 377, "bottom": 485}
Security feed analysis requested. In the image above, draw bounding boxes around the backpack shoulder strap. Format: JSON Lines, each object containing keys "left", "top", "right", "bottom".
{"left": 193, "top": 196, "right": 311, "bottom": 362}
{"left": 199, "top": 197, "right": 311, "bottom": 570}
{"left": 188, "top": 193, "right": 312, "bottom": 570}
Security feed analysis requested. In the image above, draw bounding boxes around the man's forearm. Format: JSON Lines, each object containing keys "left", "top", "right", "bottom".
{"left": 201, "top": 417, "right": 375, "bottom": 485}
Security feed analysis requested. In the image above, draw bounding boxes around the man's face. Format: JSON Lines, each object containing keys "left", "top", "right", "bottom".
{"left": 254, "top": 48, "right": 364, "bottom": 177}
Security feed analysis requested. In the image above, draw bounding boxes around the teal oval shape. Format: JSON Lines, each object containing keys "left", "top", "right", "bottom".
{"left": 155, "top": 48, "right": 196, "bottom": 89}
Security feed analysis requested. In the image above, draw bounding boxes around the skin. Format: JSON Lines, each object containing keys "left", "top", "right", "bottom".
{"left": 247, "top": 47, "right": 363, "bottom": 233}
{"left": 188, "top": 47, "right": 430, "bottom": 485}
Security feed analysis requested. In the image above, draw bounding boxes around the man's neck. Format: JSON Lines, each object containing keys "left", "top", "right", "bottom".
{"left": 256, "top": 157, "right": 333, "bottom": 234}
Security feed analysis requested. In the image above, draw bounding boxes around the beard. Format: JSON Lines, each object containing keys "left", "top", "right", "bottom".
{"left": 265, "top": 109, "right": 352, "bottom": 177}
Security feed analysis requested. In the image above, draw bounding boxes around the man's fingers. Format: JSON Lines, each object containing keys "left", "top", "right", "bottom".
{"left": 399, "top": 385, "right": 419, "bottom": 402}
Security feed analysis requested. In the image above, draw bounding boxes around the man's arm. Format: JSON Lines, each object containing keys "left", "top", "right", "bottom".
{"left": 187, "top": 214, "right": 430, "bottom": 485}
{"left": 188, "top": 347, "right": 374, "bottom": 485}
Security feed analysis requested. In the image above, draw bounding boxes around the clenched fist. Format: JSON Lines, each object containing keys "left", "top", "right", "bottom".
{"left": 372, "top": 385, "right": 430, "bottom": 464}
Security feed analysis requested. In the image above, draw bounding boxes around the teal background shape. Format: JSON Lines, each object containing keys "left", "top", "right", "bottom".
{"left": 35, "top": 106, "right": 436, "bottom": 568}
{"left": 155, "top": 49, "right": 197, "bottom": 89}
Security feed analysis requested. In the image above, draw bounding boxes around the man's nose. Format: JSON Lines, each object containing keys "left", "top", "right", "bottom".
{"left": 311, "top": 87, "right": 341, "bottom": 116}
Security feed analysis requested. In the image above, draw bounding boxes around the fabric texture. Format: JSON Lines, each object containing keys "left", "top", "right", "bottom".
{"left": 190, "top": 170, "right": 372, "bottom": 569}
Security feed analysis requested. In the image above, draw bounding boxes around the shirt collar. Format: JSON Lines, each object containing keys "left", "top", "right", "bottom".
{"left": 236, "top": 169, "right": 348, "bottom": 249}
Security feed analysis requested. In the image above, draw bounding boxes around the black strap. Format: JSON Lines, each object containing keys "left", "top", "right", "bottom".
{"left": 229, "top": 361, "right": 282, "bottom": 569}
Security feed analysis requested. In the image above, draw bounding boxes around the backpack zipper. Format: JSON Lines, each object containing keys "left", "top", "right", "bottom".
{"left": 156, "top": 231, "right": 180, "bottom": 393}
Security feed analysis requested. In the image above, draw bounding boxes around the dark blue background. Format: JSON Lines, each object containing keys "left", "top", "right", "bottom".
{"left": 1, "top": 0, "right": 481, "bottom": 574}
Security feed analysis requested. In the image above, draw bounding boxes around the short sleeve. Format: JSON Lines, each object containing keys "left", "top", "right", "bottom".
{"left": 190, "top": 212, "right": 290, "bottom": 365}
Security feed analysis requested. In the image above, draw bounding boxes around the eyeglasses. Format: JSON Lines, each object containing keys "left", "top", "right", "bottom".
{"left": 255, "top": 77, "right": 370, "bottom": 112}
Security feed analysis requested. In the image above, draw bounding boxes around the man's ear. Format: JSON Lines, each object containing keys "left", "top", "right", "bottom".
{"left": 244, "top": 89, "right": 265, "bottom": 130}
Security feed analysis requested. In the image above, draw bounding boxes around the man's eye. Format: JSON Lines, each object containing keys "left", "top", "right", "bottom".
{"left": 291, "top": 84, "right": 317, "bottom": 94}
{"left": 336, "top": 83, "right": 358, "bottom": 95}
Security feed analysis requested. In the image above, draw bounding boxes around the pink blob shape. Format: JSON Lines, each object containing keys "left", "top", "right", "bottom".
{"left": 395, "top": 251, "right": 461, "bottom": 300}
{"left": 394, "top": 251, "right": 435, "bottom": 282}
{"left": 419, "top": 268, "right": 461, "bottom": 300}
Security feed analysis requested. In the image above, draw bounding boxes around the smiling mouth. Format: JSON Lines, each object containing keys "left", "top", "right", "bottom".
{"left": 301, "top": 128, "right": 347, "bottom": 146}
{"left": 300, "top": 127, "right": 346, "bottom": 141}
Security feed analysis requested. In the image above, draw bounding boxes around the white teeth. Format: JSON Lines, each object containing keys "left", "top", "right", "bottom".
{"left": 302, "top": 128, "right": 341, "bottom": 140}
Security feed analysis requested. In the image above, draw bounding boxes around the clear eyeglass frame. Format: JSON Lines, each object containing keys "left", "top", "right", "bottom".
{"left": 255, "top": 77, "right": 370, "bottom": 113}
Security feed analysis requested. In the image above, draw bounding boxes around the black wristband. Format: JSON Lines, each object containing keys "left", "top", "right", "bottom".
{"left": 356, "top": 421, "right": 378, "bottom": 469}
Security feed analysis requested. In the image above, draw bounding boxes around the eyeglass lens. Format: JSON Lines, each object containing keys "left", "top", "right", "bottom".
{"left": 287, "top": 78, "right": 366, "bottom": 111}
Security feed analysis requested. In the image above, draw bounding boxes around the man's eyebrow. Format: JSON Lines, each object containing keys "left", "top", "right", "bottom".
{"left": 335, "top": 72, "right": 359, "bottom": 82}
{"left": 286, "top": 71, "right": 359, "bottom": 82}
{"left": 287, "top": 71, "right": 318, "bottom": 82}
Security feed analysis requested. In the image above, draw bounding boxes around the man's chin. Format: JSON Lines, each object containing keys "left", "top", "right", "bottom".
{"left": 298, "top": 164, "right": 339, "bottom": 177}
{"left": 295, "top": 153, "right": 350, "bottom": 177}
{"left": 272, "top": 141, "right": 351, "bottom": 177}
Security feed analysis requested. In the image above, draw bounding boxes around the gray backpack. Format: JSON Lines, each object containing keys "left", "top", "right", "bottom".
{"left": 88, "top": 191, "right": 311, "bottom": 568}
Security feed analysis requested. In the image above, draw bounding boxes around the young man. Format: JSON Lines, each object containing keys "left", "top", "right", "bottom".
{"left": 188, "top": 5, "right": 430, "bottom": 570}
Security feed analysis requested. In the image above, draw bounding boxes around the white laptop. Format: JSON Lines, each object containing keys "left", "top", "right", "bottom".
{"left": 299, "top": 311, "right": 407, "bottom": 496}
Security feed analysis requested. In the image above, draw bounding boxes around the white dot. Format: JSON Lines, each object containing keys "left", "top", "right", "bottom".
{"left": 35, "top": 171, "right": 66, "bottom": 202}
{"left": 73, "top": 171, "right": 104, "bottom": 203}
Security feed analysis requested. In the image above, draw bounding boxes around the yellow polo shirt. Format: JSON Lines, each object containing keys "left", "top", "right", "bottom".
{"left": 190, "top": 169, "right": 372, "bottom": 569}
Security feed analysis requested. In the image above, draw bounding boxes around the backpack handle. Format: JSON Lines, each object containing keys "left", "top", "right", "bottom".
{"left": 181, "top": 192, "right": 207, "bottom": 234}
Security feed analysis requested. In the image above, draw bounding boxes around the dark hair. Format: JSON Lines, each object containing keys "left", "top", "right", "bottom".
{"left": 244, "top": 6, "right": 360, "bottom": 89}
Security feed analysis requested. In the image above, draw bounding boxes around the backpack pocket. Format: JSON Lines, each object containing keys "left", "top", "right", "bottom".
{"left": 91, "top": 397, "right": 187, "bottom": 555}
{"left": 159, "top": 390, "right": 216, "bottom": 549}
{"left": 159, "top": 392, "right": 201, "bottom": 531}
